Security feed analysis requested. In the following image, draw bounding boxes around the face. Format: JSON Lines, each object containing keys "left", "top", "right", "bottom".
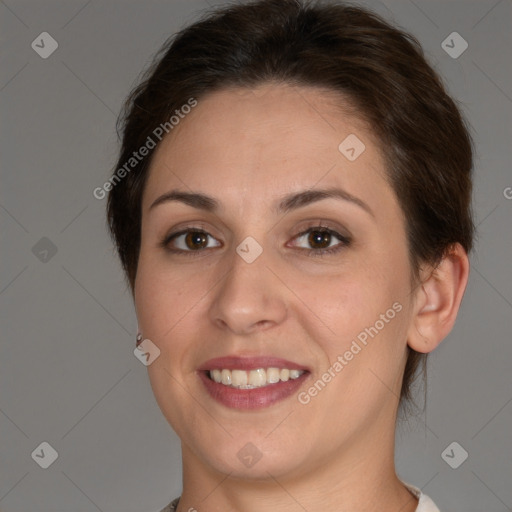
{"left": 135, "top": 84, "right": 416, "bottom": 480}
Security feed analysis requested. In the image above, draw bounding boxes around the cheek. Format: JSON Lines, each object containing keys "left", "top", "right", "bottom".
{"left": 297, "top": 252, "right": 410, "bottom": 374}
{"left": 296, "top": 266, "right": 395, "bottom": 337}
{"left": 134, "top": 260, "right": 197, "bottom": 423}
{"left": 134, "top": 253, "right": 214, "bottom": 375}
{"left": 134, "top": 250, "right": 189, "bottom": 332}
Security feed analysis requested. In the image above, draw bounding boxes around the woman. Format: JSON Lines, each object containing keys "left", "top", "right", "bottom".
{"left": 107, "top": 1, "right": 473, "bottom": 510}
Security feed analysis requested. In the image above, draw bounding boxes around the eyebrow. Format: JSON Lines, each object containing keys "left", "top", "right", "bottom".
{"left": 149, "top": 187, "right": 374, "bottom": 217}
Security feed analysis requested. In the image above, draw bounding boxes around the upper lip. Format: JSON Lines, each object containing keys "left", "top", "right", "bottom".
{"left": 197, "top": 356, "right": 310, "bottom": 372}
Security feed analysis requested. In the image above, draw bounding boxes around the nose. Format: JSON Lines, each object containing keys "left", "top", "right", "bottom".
{"left": 208, "top": 244, "right": 288, "bottom": 336}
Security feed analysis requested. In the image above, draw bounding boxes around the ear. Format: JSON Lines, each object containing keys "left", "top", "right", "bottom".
{"left": 407, "top": 243, "right": 470, "bottom": 354}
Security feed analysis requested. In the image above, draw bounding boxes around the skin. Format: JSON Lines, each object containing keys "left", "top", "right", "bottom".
{"left": 134, "top": 84, "right": 469, "bottom": 512}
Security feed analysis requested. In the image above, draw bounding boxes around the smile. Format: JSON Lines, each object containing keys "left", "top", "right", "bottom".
{"left": 198, "top": 356, "right": 310, "bottom": 410}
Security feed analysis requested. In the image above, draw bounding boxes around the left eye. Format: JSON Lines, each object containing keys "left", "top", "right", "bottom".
{"left": 291, "top": 227, "right": 349, "bottom": 253}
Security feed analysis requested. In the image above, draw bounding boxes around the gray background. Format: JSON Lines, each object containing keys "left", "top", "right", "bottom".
{"left": 1, "top": 0, "right": 511, "bottom": 511}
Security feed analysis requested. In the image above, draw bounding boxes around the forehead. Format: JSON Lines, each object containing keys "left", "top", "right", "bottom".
{"left": 143, "top": 84, "right": 394, "bottom": 219}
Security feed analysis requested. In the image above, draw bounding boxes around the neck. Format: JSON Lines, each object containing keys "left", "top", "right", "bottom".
{"left": 176, "top": 411, "right": 418, "bottom": 512}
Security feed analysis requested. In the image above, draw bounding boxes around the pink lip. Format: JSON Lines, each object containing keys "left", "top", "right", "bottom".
{"left": 197, "top": 356, "right": 310, "bottom": 410}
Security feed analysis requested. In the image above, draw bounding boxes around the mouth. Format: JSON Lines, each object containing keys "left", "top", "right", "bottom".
{"left": 197, "top": 357, "right": 310, "bottom": 410}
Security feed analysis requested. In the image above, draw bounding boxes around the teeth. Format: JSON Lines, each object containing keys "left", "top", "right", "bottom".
{"left": 232, "top": 369, "right": 248, "bottom": 387}
{"left": 208, "top": 367, "right": 305, "bottom": 389}
{"left": 248, "top": 368, "right": 266, "bottom": 386}
{"left": 221, "top": 369, "right": 231, "bottom": 385}
{"left": 289, "top": 369, "right": 301, "bottom": 379}
{"left": 267, "top": 367, "right": 280, "bottom": 384}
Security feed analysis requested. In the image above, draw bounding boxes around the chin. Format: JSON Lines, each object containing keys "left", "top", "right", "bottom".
{"left": 188, "top": 436, "right": 312, "bottom": 481}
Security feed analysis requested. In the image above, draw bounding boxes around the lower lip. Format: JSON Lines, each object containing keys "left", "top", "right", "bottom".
{"left": 198, "top": 371, "right": 309, "bottom": 410}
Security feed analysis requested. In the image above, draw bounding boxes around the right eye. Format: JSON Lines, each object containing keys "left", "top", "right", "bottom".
{"left": 162, "top": 229, "right": 222, "bottom": 254}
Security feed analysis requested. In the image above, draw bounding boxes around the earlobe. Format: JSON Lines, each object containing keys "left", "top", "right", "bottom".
{"left": 407, "top": 243, "right": 470, "bottom": 354}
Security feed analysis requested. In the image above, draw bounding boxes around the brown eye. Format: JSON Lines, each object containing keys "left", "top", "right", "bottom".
{"left": 163, "top": 229, "right": 221, "bottom": 253}
{"left": 307, "top": 230, "right": 332, "bottom": 249}
{"left": 184, "top": 231, "right": 209, "bottom": 250}
{"left": 291, "top": 226, "right": 351, "bottom": 257}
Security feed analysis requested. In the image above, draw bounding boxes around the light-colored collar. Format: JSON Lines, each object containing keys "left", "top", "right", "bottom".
{"left": 403, "top": 482, "right": 441, "bottom": 512}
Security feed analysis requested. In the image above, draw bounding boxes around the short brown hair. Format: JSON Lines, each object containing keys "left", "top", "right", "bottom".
{"left": 107, "top": 0, "right": 474, "bottom": 404}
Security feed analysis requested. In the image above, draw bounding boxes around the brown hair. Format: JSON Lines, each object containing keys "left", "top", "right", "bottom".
{"left": 107, "top": 0, "right": 474, "bottom": 404}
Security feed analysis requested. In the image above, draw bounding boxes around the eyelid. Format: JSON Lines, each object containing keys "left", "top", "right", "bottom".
{"left": 162, "top": 221, "right": 213, "bottom": 242}
{"left": 290, "top": 219, "right": 352, "bottom": 241}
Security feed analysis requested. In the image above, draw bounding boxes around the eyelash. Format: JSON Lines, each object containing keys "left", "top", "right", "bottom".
{"left": 160, "top": 223, "right": 351, "bottom": 258}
